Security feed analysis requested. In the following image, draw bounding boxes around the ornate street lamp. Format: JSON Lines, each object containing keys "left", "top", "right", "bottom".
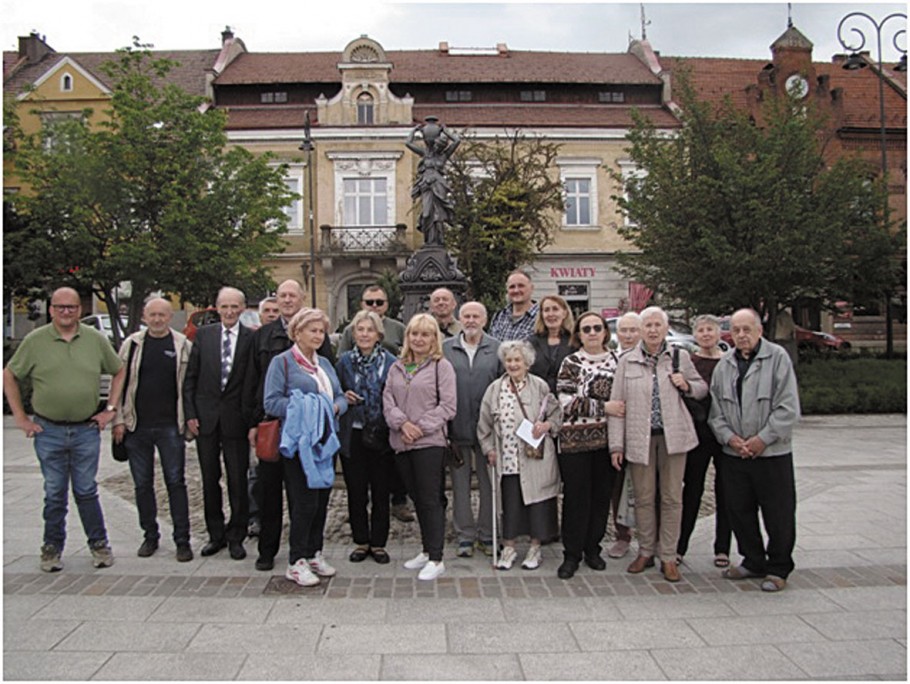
{"left": 836, "top": 10, "right": 907, "bottom": 358}
{"left": 299, "top": 111, "right": 317, "bottom": 307}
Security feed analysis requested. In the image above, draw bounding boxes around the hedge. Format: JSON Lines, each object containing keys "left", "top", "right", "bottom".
{"left": 797, "top": 355, "right": 906, "bottom": 414}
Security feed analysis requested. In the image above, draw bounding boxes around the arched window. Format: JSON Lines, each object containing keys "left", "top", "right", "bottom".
{"left": 357, "top": 92, "right": 374, "bottom": 125}
{"left": 60, "top": 73, "right": 73, "bottom": 92}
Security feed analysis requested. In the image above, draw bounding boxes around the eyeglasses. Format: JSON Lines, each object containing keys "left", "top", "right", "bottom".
{"left": 580, "top": 324, "right": 604, "bottom": 334}
{"left": 363, "top": 299, "right": 386, "bottom": 307}
{"left": 51, "top": 304, "right": 79, "bottom": 312}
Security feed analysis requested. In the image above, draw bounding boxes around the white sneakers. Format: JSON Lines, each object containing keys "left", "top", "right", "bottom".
{"left": 404, "top": 551, "right": 445, "bottom": 580}
{"left": 496, "top": 545, "right": 517, "bottom": 570}
{"left": 417, "top": 560, "right": 445, "bottom": 581}
{"left": 521, "top": 545, "right": 542, "bottom": 570}
{"left": 286, "top": 559, "right": 320, "bottom": 586}
{"left": 306, "top": 551, "right": 336, "bottom": 577}
{"left": 404, "top": 551, "right": 430, "bottom": 570}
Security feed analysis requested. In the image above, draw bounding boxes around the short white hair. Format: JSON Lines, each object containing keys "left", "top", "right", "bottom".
{"left": 497, "top": 339, "right": 536, "bottom": 367}
{"left": 640, "top": 306, "right": 668, "bottom": 324}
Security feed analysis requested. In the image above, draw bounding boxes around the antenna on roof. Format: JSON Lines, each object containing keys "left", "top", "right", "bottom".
{"left": 640, "top": 3, "right": 651, "bottom": 40}
{"left": 787, "top": 2, "right": 793, "bottom": 29}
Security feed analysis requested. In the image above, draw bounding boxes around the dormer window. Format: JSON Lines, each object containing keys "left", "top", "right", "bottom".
{"left": 60, "top": 73, "right": 73, "bottom": 92}
{"left": 260, "top": 91, "right": 288, "bottom": 104}
{"left": 598, "top": 90, "right": 625, "bottom": 103}
{"left": 520, "top": 90, "right": 546, "bottom": 102}
{"left": 357, "top": 92, "right": 374, "bottom": 125}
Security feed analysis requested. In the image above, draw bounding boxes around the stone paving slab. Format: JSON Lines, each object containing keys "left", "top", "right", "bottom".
{"left": 519, "top": 650, "right": 667, "bottom": 681}
{"left": 777, "top": 639, "right": 908, "bottom": 678}
{"left": 3, "top": 651, "right": 113, "bottom": 681}
{"left": 237, "top": 653, "right": 381, "bottom": 681}
{"left": 92, "top": 652, "right": 248, "bottom": 681}
{"left": 380, "top": 654, "right": 524, "bottom": 681}
{"left": 186, "top": 622, "right": 323, "bottom": 653}
{"left": 650, "top": 644, "right": 809, "bottom": 680}
{"left": 447, "top": 622, "right": 579, "bottom": 654}
{"left": 55, "top": 620, "right": 202, "bottom": 652}
{"left": 317, "top": 623, "right": 448, "bottom": 655}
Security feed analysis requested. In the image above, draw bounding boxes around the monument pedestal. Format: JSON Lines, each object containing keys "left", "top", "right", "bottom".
{"left": 399, "top": 244, "right": 467, "bottom": 322}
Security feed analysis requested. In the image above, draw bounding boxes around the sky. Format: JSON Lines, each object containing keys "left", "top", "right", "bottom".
{"left": 3, "top": 1, "right": 907, "bottom": 63}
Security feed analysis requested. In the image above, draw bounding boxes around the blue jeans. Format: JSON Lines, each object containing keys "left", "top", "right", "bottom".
{"left": 33, "top": 418, "right": 107, "bottom": 551}
{"left": 125, "top": 425, "right": 190, "bottom": 545}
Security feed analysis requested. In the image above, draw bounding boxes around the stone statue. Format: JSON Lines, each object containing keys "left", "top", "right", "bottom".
{"left": 406, "top": 116, "right": 461, "bottom": 246}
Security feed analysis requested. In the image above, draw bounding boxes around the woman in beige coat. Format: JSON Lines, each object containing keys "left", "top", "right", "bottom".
{"left": 477, "top": 340, "right": 562, "bottom": 571}
{"left": 608, "top": 307, "right": 707, "bottom": 582}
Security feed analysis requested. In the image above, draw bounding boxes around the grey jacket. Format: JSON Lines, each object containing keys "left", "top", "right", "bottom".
{"left": 477, "top": 373, "right": 563, "bottom": 505}
{"left": 608, "top": 343, "right": 707, "bottom": 465}
{"left": 709, "top": 338, "right": 800, "bottom": 457}
{"left": 114, "top": 328, "right": 192, "bottom": 434}
{"left": 442, "top": 332, "right": 502, "bottom": 445}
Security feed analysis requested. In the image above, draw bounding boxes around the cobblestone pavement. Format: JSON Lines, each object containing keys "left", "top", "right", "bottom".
{"left": 4, "top": 414, "right": 906, "bottom": 681}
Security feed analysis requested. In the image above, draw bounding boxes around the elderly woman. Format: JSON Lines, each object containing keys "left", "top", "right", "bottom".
{"left": 528, "top": 295, "right": 576, "bottom": 394}
{"left": 383, "top": 313, "right": 457, "bottom": 581}
{"left": 477, "top": 340, "right": 562, "bottom": 570}
{"left": 676, "top": 314, "right": 732, "bottom": 567}
{"left": 336, "top": 310, "right": 398, "bottom": 565}
{"left": 264, "top": 308, "right": 347, "bottom": 587}
{"left": 608, "top": 306, "right": 707, "bottom": 582}
{"left": 555, "top": 311, "right": 625, "bottom": 579}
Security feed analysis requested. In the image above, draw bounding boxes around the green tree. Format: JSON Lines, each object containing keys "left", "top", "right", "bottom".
{"left": 445, "top": 132, "right": 564, "bottom": 312}
{"left": 8, "top": 41, "right": 294, "bottom": 347}
{"left": 610, "top": 70, "right": 897, "bottom": 332}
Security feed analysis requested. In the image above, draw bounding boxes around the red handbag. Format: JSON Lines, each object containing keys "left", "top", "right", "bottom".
{"left": 255, "top": 356, "right": 287, "bottom": 462}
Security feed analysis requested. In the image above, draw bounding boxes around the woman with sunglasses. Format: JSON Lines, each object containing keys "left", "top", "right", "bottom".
{"left": 554, "top": 312, "right": 625, "bottom": 579}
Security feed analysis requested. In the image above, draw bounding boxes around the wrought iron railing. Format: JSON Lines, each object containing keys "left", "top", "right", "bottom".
{"left": 319, "top": 224, "right": 409, "bottom": 254}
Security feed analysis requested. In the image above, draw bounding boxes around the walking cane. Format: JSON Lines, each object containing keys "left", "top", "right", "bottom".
{"left": 489, "top": 461, "right": 498, "bottom": 569}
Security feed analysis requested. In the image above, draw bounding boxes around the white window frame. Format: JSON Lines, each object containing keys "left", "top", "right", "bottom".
{"left": 342, "top": 176, "right": 388, "bottom": 226}
{"left": 556, "top": 157, "right": 601, "bottom": 231}
{"left": 278, "top": 163, "right": 304, "bottom": 234}
{"left": 618, "top": 159, "right": 646, "bottom": 228}
{"left": 326, "top": 151, "right": 401, "bottom": 227}
{"left": 60, "top": 72, "right": 73, "bottom": 92}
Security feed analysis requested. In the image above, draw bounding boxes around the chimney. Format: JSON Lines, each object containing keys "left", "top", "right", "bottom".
{"left": 221, "top": 26, "right": 234, "bottom": 45}
{"left": 18, "top": 31, "right": 52, "bottom": 65}
{"left": 438, "top": 41, "right": 449, "bottom": 54}
{"left": 497, "top": 42, "right": 508, "bottom": 56}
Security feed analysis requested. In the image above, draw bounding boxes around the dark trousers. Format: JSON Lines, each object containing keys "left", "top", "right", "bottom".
{"left": 283, "top": 456, "right": 330, "bottom": 564}
{"left": 395, "top": 447, "right": 446, "bottom": 561}
{"left": 389, "top": 460, "right": 409, "bottom": 506}
{"left": 196, "top": 428, "right": 249, "bottom": 544}
{"left": 125, "top": 425, "right": 190, "bottom": 545}
{"left": 677, "top": 429, "right": 732, "bottom": 557}
{"left": 610, "top": 464, "right": 632, "bottom": 542}
{"left": 342, "top": 429, "right": 392, "bottom": 548}
{"left": 723, "top": 452, "right": 796, "bottom": 579}
{"left": 256, "top": 457, "right": 285, "bottom": 560}
{"left": 558, "top": 449, "right": 616, "bottom": 563}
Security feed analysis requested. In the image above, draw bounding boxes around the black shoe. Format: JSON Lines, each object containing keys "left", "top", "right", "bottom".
{"left": 255, "top": 556, "right": 274, "bottom": 571}
{"left": 201, "top": 540, "right": 226, "bottom": 557}
{"left": 175, "top": 545, "right": 194, "bottom": 563}
{"left": 584, "top": 553, "right": 606, "bottom": 571}
{"left": 557, "top": 558, "right": 579, "bottom": 580}
{"left": 137, "top": 539, "right": 159, "bottom": 558}
{"left": 349, "top": 546, "right": 370, "bottom": 563}
{"left": 229, "top": 541, "right": 247, "bottom": 560}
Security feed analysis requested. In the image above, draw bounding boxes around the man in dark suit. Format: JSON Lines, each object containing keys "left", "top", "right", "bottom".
{"left": 184, "top": 287, "right": 253, "bottom": 560}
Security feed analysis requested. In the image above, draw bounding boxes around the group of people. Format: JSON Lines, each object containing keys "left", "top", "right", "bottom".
{"left": 4, "top": 271, "right": 799, "bottom": 594}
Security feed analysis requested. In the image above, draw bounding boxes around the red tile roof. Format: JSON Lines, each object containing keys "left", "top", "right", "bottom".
{"left": 214, "top": 50, "right": 662, "bottom": 86}
{"left": 666, "top": 56, "right": 907, "bottom": 130}
{"left": 3, "top": 49, "right": 219, "bottom": 99}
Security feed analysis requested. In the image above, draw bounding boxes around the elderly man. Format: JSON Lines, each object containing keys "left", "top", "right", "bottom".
{"left": 709, "top": 308, "right": 800, "bottom": 592}
{"left": 184, "top": 286, "right": 253, "bottom": 560}
{"left": 429, "top": 287, "right": 462, "bottom": 338}
{"left": 337, "top": 284, "right": 406, "bottom": 355}
{"left": 443, "top": 302, "right": 501, "bottom": 557}
{"left": 607, "top": 311, "right": 643, "bottom": 559}
{"left": 113, "top": 298, "right": 194, "bottom": 562}
{"left": 258, "top": 297, "right": 280, "bottom": 326}
{"left": 489, "top": 270, "right": 540, "bottom": 342}
{"left": 3, "top": 287, "right": 125, "bottom": 572}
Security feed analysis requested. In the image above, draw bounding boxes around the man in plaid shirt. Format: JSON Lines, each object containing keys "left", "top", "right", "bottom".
{"left": 488, "top": 270, "right": 540, "bottom": 341}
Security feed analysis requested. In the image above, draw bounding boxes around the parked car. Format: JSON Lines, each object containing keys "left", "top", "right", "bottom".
{"left": 183, "top": 307, "right": 261, "bottom": 341}
{"left": 718, "top": 316, "right": 849, "bottom": 352}
{"left": 80, "top": 314, "right": 144, "bottom": 343}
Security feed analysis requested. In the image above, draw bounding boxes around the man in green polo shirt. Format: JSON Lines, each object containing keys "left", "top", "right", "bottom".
{"left": 3, "top": 287, "right": 126, "bottom": 572}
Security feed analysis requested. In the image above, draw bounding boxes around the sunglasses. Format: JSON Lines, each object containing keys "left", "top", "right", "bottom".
{"left": 363, "top": 299, "right": 386, "bottom": 307}
{"left": 580, "top": 324, "right": 604, "bottom": 334}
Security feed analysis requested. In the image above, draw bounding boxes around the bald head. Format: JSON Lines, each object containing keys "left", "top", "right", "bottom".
{"left": 430, "top": 287, "right": 457, "bottom": 324}
{"left": 49, "top": 287, "right": 82, "bottom": 334}
{"left": 216, "top": 287, "right": 245, "bottom": 329}
{"left": 143, "top": 297, "right": 174, "bottom": 337}
{"left": 276, "top": 279, "right": 305, "bottom": 320}
{"left": 730, "top": 308, "right": 763, "bottom": 357}
{"left": 459, "top": 301, "right": 488, "bottom": 343}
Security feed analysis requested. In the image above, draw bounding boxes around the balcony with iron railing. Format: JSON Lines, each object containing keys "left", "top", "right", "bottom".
{"left": 319, "top": 223, "right": 410, "bottom": 256}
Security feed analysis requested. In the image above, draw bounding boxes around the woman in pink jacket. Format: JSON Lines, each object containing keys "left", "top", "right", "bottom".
{"left": 608, "top": 307, "right": 707, "bottom": 583}
{"left": 382, "top": 314, "right": 457, "bottom": 581}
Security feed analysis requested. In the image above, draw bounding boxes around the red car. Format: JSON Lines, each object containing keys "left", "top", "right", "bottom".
{"left": 718, "top": 317, "right": 850, "bottom": 351}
